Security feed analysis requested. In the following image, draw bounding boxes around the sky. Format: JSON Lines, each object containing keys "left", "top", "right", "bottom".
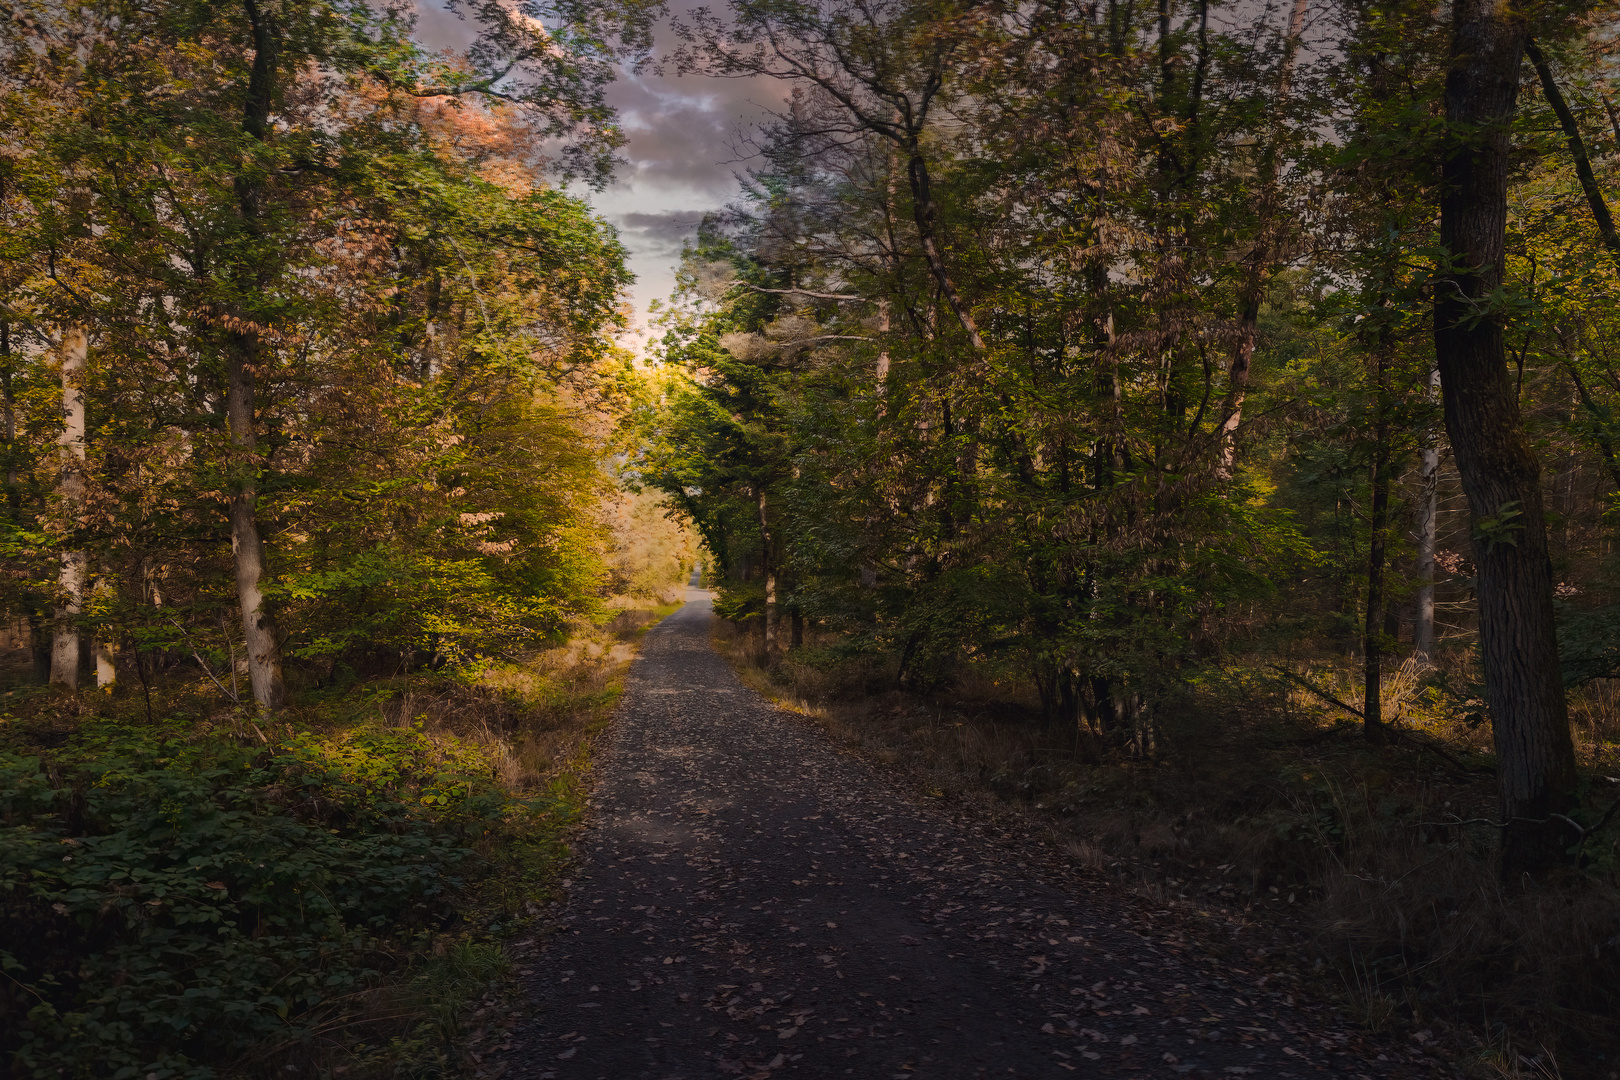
{"left": 589, "top": 48, "right": 782, "bottom": 351}
{"left": 413, "top": 3, "right": 783, "bottom": 353}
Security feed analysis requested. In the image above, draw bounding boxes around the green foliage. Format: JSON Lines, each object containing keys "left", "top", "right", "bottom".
{"left": 0, "top": 718, "right": 525, "bottom": 1078}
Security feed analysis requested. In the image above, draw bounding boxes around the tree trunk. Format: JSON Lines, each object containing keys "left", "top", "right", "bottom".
{"left": 227, "top": 338, "right": 285, "bottom": 711}
{"left": 225, "top": 0, "right": 286, "bottom": 713}
{"left": 50, "top": 326, "right": 87, "bottom": 689}
{"left": 903, "top": 147, "right": 985, "bottom": 352}
{"left": 1363, "top": 349, "right": 1392, "bottom": 741}
{"left": 95, "top": 630, "right": 116, "bottom": 689}
{"left": 50, "top": 553, "right": 85, "bottom": 689}
{"left": 1437, "top": 0, "right": 1577, "bottom": 878}
{"left": 759, "top": 486, "right": 777, "bottom": 666}
{"left": 1526, "top": 39, "right": 1620, "bottom": 268}
{"left": 1, "top": 318, "right": 15, "bottom": 500}
{"left": 1215, "top": 0, "right": 1309, "bottom": 473}
{"left": 1415, "top": 365, "right": 1440, "bottom": 663}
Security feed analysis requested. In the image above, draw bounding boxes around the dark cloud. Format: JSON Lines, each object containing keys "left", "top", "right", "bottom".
{"left": 615, "top": 211, "right": 708, "bottom": 252}
{"left": 606, "top": 70, "right": 780, "bottom": 194}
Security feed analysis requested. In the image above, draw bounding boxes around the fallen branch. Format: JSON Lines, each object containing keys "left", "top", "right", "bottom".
{"left": 1269, "top": 665, "right": 1362, "bottom": 718}
{"left": 1269, "top": 665, "right": 1491, "bottom": 776}
{"left": 1413, "top": 800, "right": 1620, "bottom": 844}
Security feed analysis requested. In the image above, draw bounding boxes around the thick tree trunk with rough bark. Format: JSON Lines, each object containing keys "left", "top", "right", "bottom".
{"left": 1437, "top": 0, "right": 1577, "bottom": 878}
{"left": 50, "top": 326, "right": 87, "bottom": 689}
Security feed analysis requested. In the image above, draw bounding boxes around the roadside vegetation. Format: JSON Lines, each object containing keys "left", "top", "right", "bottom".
{"left": 0, "top": 587, "right": 689, "bottom": 1079}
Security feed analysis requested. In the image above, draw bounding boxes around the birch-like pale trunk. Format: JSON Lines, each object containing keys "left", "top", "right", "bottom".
{"left": 225, "top": 0, "right": 287, "bottom": 713}
{"left": 94, "top": 574, "right": 117, "bottom": 689}
{"left": 227, "top": 338, "right": 286, "bottom": 712}
{"left": 49, "top": 326, "right": 87, "bottom": 688}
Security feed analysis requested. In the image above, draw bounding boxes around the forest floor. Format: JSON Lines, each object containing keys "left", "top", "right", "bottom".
{"left": 492, "top": 593, "right": 1450, "bottom": 1080}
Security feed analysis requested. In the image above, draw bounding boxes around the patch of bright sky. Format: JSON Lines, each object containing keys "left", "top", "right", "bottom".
{"left": 591, "top": 50, "right": 779, "bottom": 353}
{"left": 412, "top": 2, "right": 780, "bottom": 355}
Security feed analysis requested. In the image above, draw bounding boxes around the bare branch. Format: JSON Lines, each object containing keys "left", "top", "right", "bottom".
{"left": 731, "top": 283, "right": 867, "bottom": 302}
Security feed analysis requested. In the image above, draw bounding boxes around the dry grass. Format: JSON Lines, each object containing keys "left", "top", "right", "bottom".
{"left": 715, "top": 620, "right": 1620, "bottom": 1079}
{"left": 362, "top": 604, "right": 677, "bottom": 793}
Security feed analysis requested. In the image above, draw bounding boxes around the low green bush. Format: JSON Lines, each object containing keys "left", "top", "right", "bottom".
{"left": 0, "top": 718, "right": 517, "bottom": 1078}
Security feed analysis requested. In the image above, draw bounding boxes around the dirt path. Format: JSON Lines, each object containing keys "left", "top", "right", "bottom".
{"left": 497, "top": 594, "right": 1443, "bottom": 1080}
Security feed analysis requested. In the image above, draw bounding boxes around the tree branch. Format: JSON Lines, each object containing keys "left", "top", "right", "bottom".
{"left": 731, "top": 283, "right": 866, "bottom": 302}
{"left": 1526, "top": 39, "right": 1620, "bottom": 270}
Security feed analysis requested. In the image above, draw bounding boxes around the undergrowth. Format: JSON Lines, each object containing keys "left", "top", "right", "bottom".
{"left": 0, "top": 600, "right": 678, "bottom": 1079}
{"left": 714, "top": 620, "right": 1620, "bottom": 1080}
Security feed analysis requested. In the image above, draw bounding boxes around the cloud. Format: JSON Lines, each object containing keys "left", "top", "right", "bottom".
{"left": 411, "top": 2, "right": 787, "bottom": 337}
{"left": 607, "top": 74, "right": 779, "bottom": 194}
{"left": 614, "top": 210, "right": 708, "bottom": 254}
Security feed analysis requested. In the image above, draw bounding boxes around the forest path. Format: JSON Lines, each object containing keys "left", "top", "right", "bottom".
{"left": 501, "top": 593, "right": 1435, "bottom": 1080}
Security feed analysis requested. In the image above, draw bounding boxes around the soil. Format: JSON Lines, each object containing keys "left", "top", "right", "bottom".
{"left": 492, "top": 594, "right": 1452, "bottom": 1080}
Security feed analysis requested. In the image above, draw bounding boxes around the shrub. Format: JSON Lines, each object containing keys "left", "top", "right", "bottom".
{"left": 0, "top": 719, "right": 515, "bottom": 1078}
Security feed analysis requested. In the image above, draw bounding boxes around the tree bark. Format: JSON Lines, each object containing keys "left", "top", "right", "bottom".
{"left": 226, "top": 337, "right": 285, "bottom": 711}
{"left": 1414, "top": 364, "right": 1440, "bottom": 663}
{"left": 50, "top": 326, "right": 87, "bottom": 689}
{"left": 1436, "top": 0, "right": 1576, "bottom": 878}
{"left": 94, "top": 597, "right": 116, "bottom": 690}
{"left": 1, "top": 319, "right": 15, "bottom": 498}
{"left": 1363, "top": 347, "right": 1392, "bottom": 741}
{"left": 759, "top": 486, "right": 778, "bottom": 666}
{"left": 225, "top": 0, "right": 286, "bottom": 713}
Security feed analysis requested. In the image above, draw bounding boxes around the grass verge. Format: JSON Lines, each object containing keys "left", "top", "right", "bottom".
{"left": 0, "top": 601, "right": 679, "bottom": 1079}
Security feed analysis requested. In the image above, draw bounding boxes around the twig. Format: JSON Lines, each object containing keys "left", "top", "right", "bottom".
{"left": 1413, "top": 812, "right": 1586, "bottom": 839}
{"left": 166, "top": 617, "right": 240, "bottom": 705}
{"left": 1581, "top": 793, "right": 1620, "bottom": 841}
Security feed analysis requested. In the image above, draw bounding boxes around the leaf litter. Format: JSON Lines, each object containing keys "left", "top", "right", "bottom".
{"left": 489, "top": 597, "right": 1450, "bottom": 1079}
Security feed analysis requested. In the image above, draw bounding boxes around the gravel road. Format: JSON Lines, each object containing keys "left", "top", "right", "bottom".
{"left": 499, "top": 592, "right": 1441, "bottom": 1080}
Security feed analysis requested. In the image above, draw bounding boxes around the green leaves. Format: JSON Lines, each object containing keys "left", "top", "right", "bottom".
{"left": 1472, "top": 501, "right": 1524, "bottom": 553}
{"left": 0, "top": 719, "right": 518, "bottom": 1077}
